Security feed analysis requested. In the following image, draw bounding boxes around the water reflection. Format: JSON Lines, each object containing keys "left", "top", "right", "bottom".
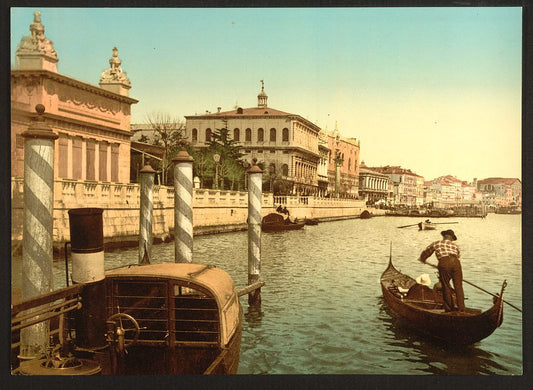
{"left": 377, "top": 299, "right": 508, "bottom": 375}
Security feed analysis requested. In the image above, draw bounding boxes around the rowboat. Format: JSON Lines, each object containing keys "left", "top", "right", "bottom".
{"left": 418, "top": 221, "right": 436, "bottom": 230}
{"left": 12, "top": 262, "right": 242, "bottom": 375}
{"left": 380, "top": 256, "right": 506, "bottom": 345}
{"left": 261, "top": 213, "right": 305, "bottom": 232}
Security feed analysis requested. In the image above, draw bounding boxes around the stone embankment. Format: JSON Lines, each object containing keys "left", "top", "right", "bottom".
{"left": 11, "top": 178, "right": 376, "bottom": 254}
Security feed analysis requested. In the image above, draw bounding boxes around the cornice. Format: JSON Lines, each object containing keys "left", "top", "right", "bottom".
{"left": 11, "top": 69, "right": 139, "bottom": 104}
{"left": 11, "top": 106, "right": 132, "bottom": 140}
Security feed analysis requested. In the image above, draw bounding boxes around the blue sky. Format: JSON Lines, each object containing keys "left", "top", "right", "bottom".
{"left": 10, "top": 7, "right": 522, "bottom": 181}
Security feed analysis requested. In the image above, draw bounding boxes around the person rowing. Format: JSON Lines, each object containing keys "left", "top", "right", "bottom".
{"left": 418, "top": 229, "right": 465, "bottom": 313}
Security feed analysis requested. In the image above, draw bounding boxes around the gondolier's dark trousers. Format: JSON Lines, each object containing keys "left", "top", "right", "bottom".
{"left": 437, "top": 255, "right": 465, "bottom": 312}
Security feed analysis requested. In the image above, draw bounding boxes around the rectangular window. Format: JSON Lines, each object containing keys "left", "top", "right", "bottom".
{"left": 58, "top": 133, "right": 68, "bottom": 178}
{"left": 72, "top": 137, "right": 83, "bottom": 179}
{"left": 86, "top": 139, "right": 95, "bottom": 180}
{"left": 111, "top": 144, "right": 119, "bottom": 182}
{"left": 99, "top": 141, "right": 108, "bottom": 181}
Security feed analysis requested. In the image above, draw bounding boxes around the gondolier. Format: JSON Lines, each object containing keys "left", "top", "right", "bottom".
{"left": 418, "top": 229, "right": 465, "bottom": 313}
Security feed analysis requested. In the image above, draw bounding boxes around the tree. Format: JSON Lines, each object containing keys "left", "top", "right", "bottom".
{"left": 206, "top": 121, "right": 245, "bottom": 190}
{"left": 138, "top": 134, "right": 150, "bottom": 143}
{"left": 145, "top": 112, "right": 185, "bottom": 185}
{"left": 186, "top": 146, "right": 212, "bottom": 188}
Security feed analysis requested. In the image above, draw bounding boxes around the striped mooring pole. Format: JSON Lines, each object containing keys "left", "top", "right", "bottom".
{"left": 247, "top": 159, "right": 263, "bottom": 305}
{"left": 139, "top": 162, "right": 156, "bottom": 265}
{"left": 172, "top": 143, "right": 194, "bottom": 263}
{"left": 20, "top": 104, "right": 58, "bottom": 359}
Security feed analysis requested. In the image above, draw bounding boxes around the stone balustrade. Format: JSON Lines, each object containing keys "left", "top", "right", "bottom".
{"left": 11, "top": 178, "right": 365, "bottom": 249}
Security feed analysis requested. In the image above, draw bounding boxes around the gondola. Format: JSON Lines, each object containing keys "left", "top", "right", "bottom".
{"left": 380, "top": 256, "right": 506, "bottom": 345}
{"left": 261, "top": 213, "right": 305, "bottom": 232}
{"left": 360, "top": 210, "right": 372, "bottom": 219}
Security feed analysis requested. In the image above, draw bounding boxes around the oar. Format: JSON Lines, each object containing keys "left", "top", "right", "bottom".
{"left": 397, "top": 223, "right": 421, "bottom": 229}
{"left": 425, "top": 261, "right": 522, "bottom": 312}
{"left": 425, "top": 222, "right": 459, "bottom": 225}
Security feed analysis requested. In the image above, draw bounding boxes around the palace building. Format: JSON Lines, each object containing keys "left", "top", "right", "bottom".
{"left": 11, "top": 11, "right": 138, "bottom": 183}
{"left": 184, "top": 82, "right": 325, "bottom": 195}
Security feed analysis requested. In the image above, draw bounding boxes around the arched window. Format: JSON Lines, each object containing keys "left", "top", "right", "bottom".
{"left": 282, "top": 128, "right": 289, "bottom": 142}
{"left": 348, "top": 158, "right": 351, "bottom": 171}
{"left": 270, "top": 128, "right": 276, "bottom": 142}
{"left": 258, "top": 128, "right": 264, "bottom": 142}
{"left": 269, "top": 163, "right": 276, "bottom": 175}
{"left": 245, "top": 128, "right": 252, "bottom": 142}
{"left": 205, "top": 128, "right": 212, "bottom": 143}
{"left": 192, "top": 128, "right": 198, "bottom": 143}
{"left": 233, "top": 128, "right": 240, "bottom": 141}
{"left": 281, "top": 164, "right": 289, "bottom": 176}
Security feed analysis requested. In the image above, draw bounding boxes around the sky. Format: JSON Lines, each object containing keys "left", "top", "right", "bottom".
{"left": 10, "top": 7, "right": 522, "bottom": 182}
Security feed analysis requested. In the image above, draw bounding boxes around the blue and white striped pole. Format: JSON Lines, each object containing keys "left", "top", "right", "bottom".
{"left": 139, "top": 162, "right": 156, "bottom": 264}
{"left": 20, "top": 104, "right": 58, "bottom": 359}
{"left": 247, "top": 159, "right": 263, "bottom": 305}
{"left": 172, "top": 143, "right": 194, "bottom": 263}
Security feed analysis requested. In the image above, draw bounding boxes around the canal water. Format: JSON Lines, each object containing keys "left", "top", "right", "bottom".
{"left": 12, "top": 214, "right": 522, "bottom": 375}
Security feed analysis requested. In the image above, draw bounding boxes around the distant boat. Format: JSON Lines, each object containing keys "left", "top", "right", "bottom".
{"left": 380, "top": 255, "right": 506, "bottom": 345}
{"left": 495, "top": 207, "right": 521, "bottom": 215}
{"left": 304, "top": 218, "right": 319, "bottom": 225}
{"left": 418, "top": 221, "right": 436, "bottom": 230}
{"left": 261, "top": 213, "right": 305, "bottom": 232}
{"left": 360, "top": 210, "right": 372, "bottom": 219}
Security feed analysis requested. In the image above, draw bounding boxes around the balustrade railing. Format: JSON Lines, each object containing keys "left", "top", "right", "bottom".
{"left": 12, "top": 178, "right": 365, "bottom": 210}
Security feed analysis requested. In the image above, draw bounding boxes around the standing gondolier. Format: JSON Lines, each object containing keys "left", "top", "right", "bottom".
{"left": 418, "top": 229, "right": 465, "bottom": 312}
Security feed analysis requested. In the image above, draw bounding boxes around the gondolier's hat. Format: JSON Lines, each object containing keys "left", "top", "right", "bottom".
{"left": 416, "top": 274, "right": 432, "bottom": 286}
{"left": 441, "top": 229, "right": 457, "bottom": 241}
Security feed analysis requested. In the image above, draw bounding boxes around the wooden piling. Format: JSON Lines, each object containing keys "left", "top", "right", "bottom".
{"left": 172, "top": 144, "right": 194, "bottom": 263}
{"left": 139, "top": 162, "right": 156, "bottom": 264}
{"left": 247, "top": 160, "right": 263, "bottom": 305}
{"left": 20, "top": 104, "right": 58, "bottom": 359}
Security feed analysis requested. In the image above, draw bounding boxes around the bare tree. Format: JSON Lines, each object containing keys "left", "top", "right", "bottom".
{"left": 145, "top": 112, "right": 185, "bottom": 185}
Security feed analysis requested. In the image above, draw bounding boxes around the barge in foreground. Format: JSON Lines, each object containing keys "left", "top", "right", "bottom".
{"left": 12, "top": 262, "right": 242, "bottom": 375}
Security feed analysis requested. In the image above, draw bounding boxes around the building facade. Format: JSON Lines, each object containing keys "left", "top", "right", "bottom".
{"left": 358, "top": 162, "right": 389, "bottom": 204}
{"left": 368, "top": 166, "right": 422, "bottom": 206}
{"left": 477, "top": 177, "right": 522, "bottom": 208}
{"left": 11, "top": 12, "right": 137, "bottom": 183}
{"left": 183, "top": 83, "right": 324, "bottom": 195}
{"left": 326, "top": 124, "right": 361, "bottom": 198}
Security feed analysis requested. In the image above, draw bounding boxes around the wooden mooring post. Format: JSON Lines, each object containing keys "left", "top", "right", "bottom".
{"left": 139, "top": 162, "right": 156, "bottom": 264}
{"left": 20, "top": 104, "right": 58, "bottom": 359}
{"left": 247, "top": 160, "right": 263, "bottom": 305}
{"left": 172, "top": 143, "right": 194, "bottom": 263}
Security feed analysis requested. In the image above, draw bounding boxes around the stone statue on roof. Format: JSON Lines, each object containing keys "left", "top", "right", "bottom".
{"left": 16, "top": 11, "right": 58, "bottom": 58}
{"left": 99, "top": 47, "right": 131, "bottom": 86}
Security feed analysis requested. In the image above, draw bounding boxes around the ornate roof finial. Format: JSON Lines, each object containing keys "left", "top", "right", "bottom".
{"left": 16, "top": 11, "right": 58, "bottom": 62}
{"left": 99, "top": 46, "right": 131, "bottom": 87}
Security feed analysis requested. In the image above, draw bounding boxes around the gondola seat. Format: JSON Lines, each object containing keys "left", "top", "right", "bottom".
{"left": 405, "top": 283, "right": 435, "bottom": 301}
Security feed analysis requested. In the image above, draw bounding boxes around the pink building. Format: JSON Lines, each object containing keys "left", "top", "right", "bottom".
{"left": 11, "top": 11, "right": 138, "bottom": 183}
{"left": 326, "top": 124, "right": 360, "bottom": 198}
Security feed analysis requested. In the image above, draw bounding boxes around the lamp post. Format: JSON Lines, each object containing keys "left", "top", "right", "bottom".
{"left": 242, "top": 160, "right": 251, "bottom": 191}
{"left": 213, "top": 153, "right": 220, "bottom": 189}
